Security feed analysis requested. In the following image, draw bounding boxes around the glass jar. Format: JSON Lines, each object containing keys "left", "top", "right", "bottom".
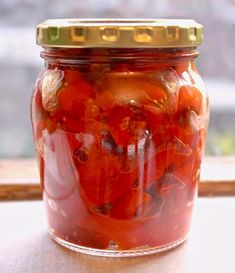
{"left": 31, "top": 19, "right": 209, "bottom": 257}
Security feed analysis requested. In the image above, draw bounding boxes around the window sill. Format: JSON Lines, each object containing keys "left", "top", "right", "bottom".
{"left": 0, "top": 157, "right": 235, "bottom": 201}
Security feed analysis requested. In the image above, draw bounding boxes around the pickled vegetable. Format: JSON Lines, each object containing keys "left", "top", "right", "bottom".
{"left": 31, "top": 48, "right": 208, "bottom": 251}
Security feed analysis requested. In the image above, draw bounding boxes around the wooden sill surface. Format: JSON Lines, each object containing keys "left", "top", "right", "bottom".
{"left": 0, "top": 157, "right": 235, "bottom": 201}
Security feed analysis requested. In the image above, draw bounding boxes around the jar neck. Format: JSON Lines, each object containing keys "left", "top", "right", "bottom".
{"left": 41, "top": 47, "right": 199, "bottom": 69}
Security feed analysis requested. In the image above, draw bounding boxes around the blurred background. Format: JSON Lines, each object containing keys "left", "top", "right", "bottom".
{"left": 0, "top": 0, "right": 234, "bottom": 158}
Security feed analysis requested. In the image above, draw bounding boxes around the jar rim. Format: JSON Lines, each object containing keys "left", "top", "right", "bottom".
{"left": 36, "top": 18, "right": 204, "bottom": 49}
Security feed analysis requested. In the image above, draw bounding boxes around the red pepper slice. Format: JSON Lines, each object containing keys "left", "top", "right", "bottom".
{"left": 52, "top": 111, "right": 85, "bottom": 133}
{"left": 159, "top": 172, "right": 185, "bottom": 193}
{"left": 106, "top": 105, "right": 134, "bottom": 146}
{"left": 96, "top": 75, "right": 167, "bottom": 113}
{"left": 75, "top": 142, "right": 137, "bottom": 206}
{"left": 110, "top": 190, "right": 151, "bottom": 219}
{"left": 144, "top": 136, "right": 192, "bottom": 189}
{"left": 178, "top": 86, "right": 203, "bottom": 115}
{"left": 57, "top": 69, "right": 94, "bottom": 116}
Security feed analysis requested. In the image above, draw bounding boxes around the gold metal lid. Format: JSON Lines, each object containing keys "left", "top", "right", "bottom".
{"left": 36, "top": 19, "right": 204, "bottom": 48}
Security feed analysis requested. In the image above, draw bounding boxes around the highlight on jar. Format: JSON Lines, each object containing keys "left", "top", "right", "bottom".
{"left": 31, "top": 19, "right": 209, "bottom": 257}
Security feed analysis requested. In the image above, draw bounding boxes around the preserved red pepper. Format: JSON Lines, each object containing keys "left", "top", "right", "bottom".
{"left": 31, "top": 19, "right": 209, "bottom": 257}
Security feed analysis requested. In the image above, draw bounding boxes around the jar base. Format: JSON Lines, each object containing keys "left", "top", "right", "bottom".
{"left": 49, "top": 229, "right": 188, "bottom": 257}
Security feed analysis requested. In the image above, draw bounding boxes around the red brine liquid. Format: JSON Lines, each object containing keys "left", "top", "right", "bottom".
{"left": 31, "top": 48, "right": 208, "bottom": 252}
